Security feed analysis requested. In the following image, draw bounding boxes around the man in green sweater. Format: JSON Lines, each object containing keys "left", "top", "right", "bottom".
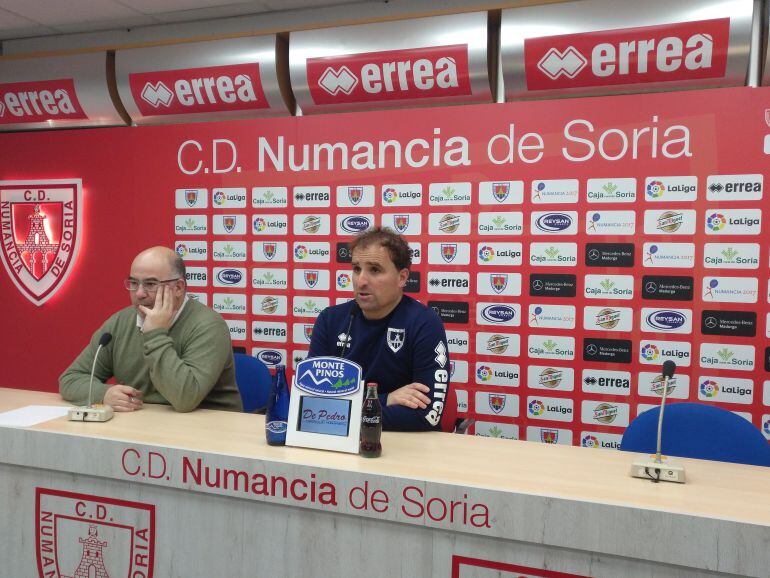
{"left": 60, "top": 246, "right": 242, "bottom": 412}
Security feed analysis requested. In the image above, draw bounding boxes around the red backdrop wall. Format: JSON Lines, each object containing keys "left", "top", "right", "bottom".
{"left": 1, "top": 86, "right": 768, "bottom": 446}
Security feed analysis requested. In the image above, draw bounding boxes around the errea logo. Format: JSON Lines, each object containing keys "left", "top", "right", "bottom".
{"left": 0, "top": 79, "right": 87, "bottom": 124}
{"left": 129, "top": 63, "right": 268, "bottom": 116}
{"left": 307, "top": 45, "right": 471, "bottom": 104}
{"left": 525, "top": 19, "right": 730, "bottom": 90}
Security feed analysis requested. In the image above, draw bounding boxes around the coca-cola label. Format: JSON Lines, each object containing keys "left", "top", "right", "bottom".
{"left": 306, "top": 44, "right": 471, "bottom": 104}
{"left": 128, "top": 63, "right": 269, "bottom": 116}
{"left": 362, "top": 415, "right": 381, "bottom": 425}
{"left": 0, "top": 79, "right": 87, "bottom": 124}
{"left": 525, "top": 18, "right": 730, "bottom": 90}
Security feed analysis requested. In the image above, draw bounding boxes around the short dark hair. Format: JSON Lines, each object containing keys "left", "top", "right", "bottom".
{"left": 349, "top": 227, "right": 411, "bottom": 271}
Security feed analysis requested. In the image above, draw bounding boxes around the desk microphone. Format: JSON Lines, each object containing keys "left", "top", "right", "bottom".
{"left": 68, "top": 332, "right": 115, "bottom": 422}
{"left": 631, "top": 360, "right": 685, "bottom": 483}
{"left": 338, "top": 302, "right": 358, "bottom": 358}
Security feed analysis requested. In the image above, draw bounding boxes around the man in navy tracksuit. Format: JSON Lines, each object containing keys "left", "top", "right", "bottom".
{"left": 308, "top": 227, "right": 450, "bottom": 431}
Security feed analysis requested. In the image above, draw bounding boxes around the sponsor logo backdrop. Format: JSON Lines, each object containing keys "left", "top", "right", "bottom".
{"left": 1, "top": 86, "right": 769, "bottom": 447}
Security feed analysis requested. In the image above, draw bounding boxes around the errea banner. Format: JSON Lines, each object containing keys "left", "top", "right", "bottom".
{"left": 305, "top": 45, "right": 472, "bottom": 105}
{"left": 129, "top": 63, "right": 269, "bottom": 116}
{"left": 0, "top": 79, "right": 87, "bottom": 124}
{"left": 523, "top": 19, "right": 730, "bottom": 91}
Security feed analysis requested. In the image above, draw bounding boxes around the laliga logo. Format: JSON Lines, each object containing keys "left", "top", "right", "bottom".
{"left": 581, "top": 434, "right": 600, "bottom": 448}
{"left": 528, "top": 399, "right": 545, "bottom": 416}
{"left": 478, "top": 245, "right": 494, "bottom": 262}
{"left": 537, "top": 47, "right": 588, "bottom": 80}
{"left": 706, "top": 212, "right": 726, "bottom": 231}
{"left": 641, "top": 343, "right": 659, "bottom": 361}
{"left": 294, "top": 245, "right": 308, "bottom": 259}
{"left": 140, "top": 81, "right": 174, "bottom": 107}
{"left": 476, "top": 365, "right": 492, "bottom": 382}
{"left": 646, "top": 180, "right": 665, "bottom": 198}
{"left": 383, "top": 187, "right": 397, "bottom": 203}
{"left": 318, "top": 66, "right": 359, "bottom": 96}
{"left": 337, "top": 272, "right": 351, "bottom": 289}
{"left": 700, "top": 379, "right": 719, "bottom": 397}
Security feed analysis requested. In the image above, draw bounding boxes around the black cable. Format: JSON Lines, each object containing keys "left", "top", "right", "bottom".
{"left": 338, "top": 302, "right": 358, "bottom": 358}
{"left": 644, "top": 467, "right": 661, "bottom": 483}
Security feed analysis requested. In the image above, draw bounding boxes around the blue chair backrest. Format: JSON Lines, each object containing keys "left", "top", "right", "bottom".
{"left": 620, "top": 402, "right": 770, "bottom": 467}
{"left": 233, "top": 353, "right": 272, "bottom": 413}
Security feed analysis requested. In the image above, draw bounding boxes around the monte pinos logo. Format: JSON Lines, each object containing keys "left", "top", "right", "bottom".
{"left": 0, "top": 179, "right": 82, "bottom": 305}
{"left": 36, "top": 487, "right": 155, "bottom": 578}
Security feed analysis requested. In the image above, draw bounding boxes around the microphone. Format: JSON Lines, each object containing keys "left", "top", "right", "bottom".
{"left": 68, "top": 332, "right": 115, "bottom": 422}
{"left": 655, "top": 360, "right": 676, "bottom": 462}
{"left": 338, "top": 302, "right": 358, "bottom": 358}
{"left": 631, "top": 360, "right": 685, "bottom": 483}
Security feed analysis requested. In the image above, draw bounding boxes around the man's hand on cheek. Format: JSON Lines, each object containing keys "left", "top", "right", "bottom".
{"left": 139, "top": 285, "right": 175, "bottom": 333}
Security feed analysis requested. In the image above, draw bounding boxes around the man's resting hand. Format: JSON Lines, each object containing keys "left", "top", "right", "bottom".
{"left": 386, "top": 382, "right": 430, "bottom": 409}
{"left": 104, "top": 384, "right": 143, "bottom": 412}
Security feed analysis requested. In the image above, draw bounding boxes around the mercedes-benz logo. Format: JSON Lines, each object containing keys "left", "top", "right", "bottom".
{"left": 645, "top": 282, "right": 657, "bottom": 293}
{"left": 704, "top": 316, "right": 718, "bottom": 329}
{"left": 532, "top": 280, "right": 544, "bottom": 291}
{"left": 586, "top": 344, "right": 598, "bottom": 356}
{"left": 588, "top": 249, "right": 600, "bottom": 261}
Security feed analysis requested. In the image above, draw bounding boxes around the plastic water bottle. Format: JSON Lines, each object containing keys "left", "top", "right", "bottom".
{"left": 265, "top": 364, "right": 289, "bottom": 445}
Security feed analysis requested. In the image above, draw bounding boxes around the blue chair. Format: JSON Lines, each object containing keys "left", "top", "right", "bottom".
{"left": 233, "top": 353, "right": 272, "bottom": 413}
{"left": 620, "top": 402, "right": 770, "bottom": 467}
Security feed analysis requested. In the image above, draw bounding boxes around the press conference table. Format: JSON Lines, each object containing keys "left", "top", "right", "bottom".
{"left": 1, "top": 388, "right": 769, "bottom": 578}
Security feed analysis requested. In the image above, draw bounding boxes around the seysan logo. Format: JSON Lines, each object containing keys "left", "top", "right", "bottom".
{"left": 129, "top": 63, "right": 268, "bottom": 116}
{"left": 306, "top": 45, "right": 471, "bottom": 104}
{"left": 0, "top": 79, "right": 87, "bottom": 124}
{"left": 525, "top": 18, "right": 730, "bottom": 90}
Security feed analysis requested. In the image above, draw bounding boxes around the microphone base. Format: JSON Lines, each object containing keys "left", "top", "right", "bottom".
{"left": 68, "top": 404, "right": 114, "bottom": 422}
{"left": 631, "top": 456, "right": 686, "bottom": 483}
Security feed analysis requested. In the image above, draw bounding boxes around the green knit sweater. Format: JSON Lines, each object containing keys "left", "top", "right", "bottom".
{"left": 59, "top": 299, "right": 242, "bottom": 412}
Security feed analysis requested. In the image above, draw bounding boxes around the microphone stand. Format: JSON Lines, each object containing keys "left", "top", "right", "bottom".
{"left": 68, "top": 335, "right": 115, "bottom": 422}
{"left": 630, "top": 363, "right": 686, "bottom": 483}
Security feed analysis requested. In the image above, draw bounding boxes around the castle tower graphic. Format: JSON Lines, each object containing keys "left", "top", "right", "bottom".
{"left": 64, "top": 524, "right": 111, "bottom": 578}
{"left": 18, "top": 204, "right": 58, "bottom": 279}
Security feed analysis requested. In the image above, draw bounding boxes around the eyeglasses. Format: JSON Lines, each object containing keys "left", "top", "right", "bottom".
{"left": 124, "top": 278, "right": 180, "bottom": 292}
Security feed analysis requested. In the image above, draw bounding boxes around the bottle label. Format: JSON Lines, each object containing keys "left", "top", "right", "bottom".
{"left": 266, "top": 421, "right": 288, "bottom": 434}
{"left": 362, "top": 416, "right": 381, "bottom": 425}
